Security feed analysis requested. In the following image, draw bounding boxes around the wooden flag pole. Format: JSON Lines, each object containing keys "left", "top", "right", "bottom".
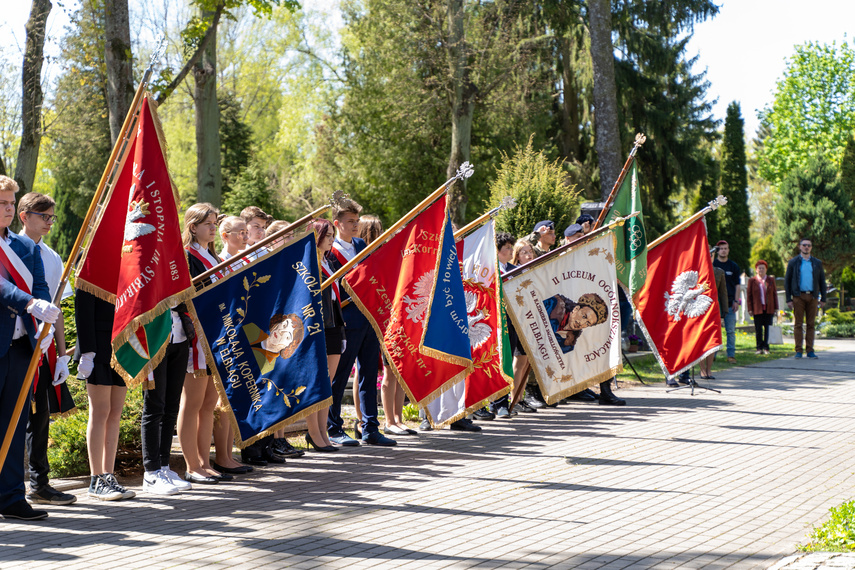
{"left": 453, "top": 196, "right": 517, "bottom": 241}
{"left": 592, "top": 133, "right": 647, "bottom": 231}
{"left": 321, "top": 162, "right": 475, "bottom": 291}
{"left": 0, "top": 39, "right": 168, "bottom": 471}
{"left": 647, "top": 195, "right": 727, "bottom": 251}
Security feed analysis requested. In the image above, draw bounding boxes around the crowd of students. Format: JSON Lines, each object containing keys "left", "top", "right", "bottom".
{"left": 0, "top": 179, "right": 627, "bottom": 521}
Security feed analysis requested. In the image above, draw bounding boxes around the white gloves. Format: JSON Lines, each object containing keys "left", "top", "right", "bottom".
{"left": 78, "top": 352, "right": 96, "bottom": 379}
{"left": 53, "top": 355, "right": 71, "bottom": 386}
{"left": 27, "top": 299, "right": 61, "bottom": 324}
{"left": 39, "top": 324, "right": 55, "bottom": 352}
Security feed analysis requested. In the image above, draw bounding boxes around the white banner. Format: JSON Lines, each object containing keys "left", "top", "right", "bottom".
{"left": 503, "top": 233, "right": 622, "bottom": 404}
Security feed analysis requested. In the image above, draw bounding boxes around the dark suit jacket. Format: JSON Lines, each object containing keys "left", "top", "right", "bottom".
{"left": 335, "top": 237, "right": 369, "bottom": 328}
{"left": 0, "top": 232, "right": 50, "bottom": 357}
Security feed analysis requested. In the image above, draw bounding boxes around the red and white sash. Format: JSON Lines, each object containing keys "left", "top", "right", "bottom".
{"left": 321, "top": 258, "right": 339, "bottom": 301}
{"left": 186, "top": 244, "right": 219, "bottom": 374}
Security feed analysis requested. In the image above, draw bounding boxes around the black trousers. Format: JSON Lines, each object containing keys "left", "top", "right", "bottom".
{"left": 753, "top": 313, "right": 773, "bottom": 351}
{"left": 0, "top": 338, "right": 34, "bottom": 510}
{"left": 141, "top": 340, "right": 189, "bottom": 472}
{"left": 25, "top": 362, "right": 53, "bottom": 490}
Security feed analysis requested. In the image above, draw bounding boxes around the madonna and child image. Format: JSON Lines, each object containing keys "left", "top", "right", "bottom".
{"left": 543, "top": 292, "right": 609, "bottom": 354}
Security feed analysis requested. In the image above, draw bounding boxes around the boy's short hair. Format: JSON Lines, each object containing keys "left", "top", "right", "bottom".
{"left": 17, "top": 192, "right": 55, "bottom": 215}
{"left": 333, "top": 198, "right": 363, "bottom": 222}
{"left": 0, "top": 175, "right": 19, "bottom": 194}
{"left": 240, "top": 206, "right": 272, "bottom": 226}
{"left": 495, "top": 232, "right": 515, "bottom": 250}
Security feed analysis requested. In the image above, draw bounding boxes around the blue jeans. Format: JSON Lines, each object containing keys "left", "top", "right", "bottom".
{"left": 724, "top": 307, "right": 736, "bottom": 358}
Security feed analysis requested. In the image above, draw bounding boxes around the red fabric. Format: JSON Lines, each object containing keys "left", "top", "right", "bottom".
{"left": 77, "top": 96, "right": 193, "bottom": 343}
{"left": 635, "top": 219, "right": 722, "bottom": 376}
{"left": 344, "top": 197, "right": 469, "bottom": 404}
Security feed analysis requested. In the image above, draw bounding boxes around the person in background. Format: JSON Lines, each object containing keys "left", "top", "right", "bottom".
{"left": 530, "top": 221, "right": 556, "bottom": 257}
{"left": 712, "top": 240, "right": 741, "bottom": 364}
{"left": 747, "top": 260, "right": 778, "bottom": 355}
{"left": 784, "top": 237, "right": 826, "bottom": 359}
{"left": 511, "top": 239, "right": 535, "bottom": 267}
{"left": 17, "top": 193, "right": 76, "bottom": 507}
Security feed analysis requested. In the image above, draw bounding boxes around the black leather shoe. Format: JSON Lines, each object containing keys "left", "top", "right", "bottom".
{"left": 185, "top": 472, "right": 218, "bottom": 484}
{"left": 262, "top": 452, "right": 286, "bottom": 464}
{"left": 450, "top": 418, "right": 482, "bottom": 432}
{"left": 272, "top": 438, "right": 305, "bottom": 459}
{"left": 212, "top": 462, "right": 252, "bottom": 475}
{"left": 242, "top": 455, "right": 268, "bottom": 466}
{"left": 362, "top": 431, "right": 397, "bottom": 446}
{"left": 473, "top": 408, "right": 495, "bottom": 421}
{"left": 515, "top": 400, "right": 537, "bottom": 413}
{"left": 599, "top": 392, "right": 626, "bottom": 406}
{"left": 2, "top": 500, "right": 48, "bottom": 520}
{"left": 567, "top": 389, "right": 598, "bottom": 402}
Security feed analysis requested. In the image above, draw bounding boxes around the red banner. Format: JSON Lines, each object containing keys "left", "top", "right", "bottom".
{"left": 634, "top": 218, "right": 722, "bottom": 378}
{"left": 343, "top": 196, "right": 472, "bottom": 405}
{"left": 77, "top": 95, "right": 193, "bottom": 384}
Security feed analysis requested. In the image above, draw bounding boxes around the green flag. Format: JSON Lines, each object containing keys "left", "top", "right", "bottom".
{"left": 604, "top": 160, "right": 647, "bottom": 299}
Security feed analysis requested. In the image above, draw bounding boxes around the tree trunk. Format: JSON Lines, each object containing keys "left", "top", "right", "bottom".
{"left": 194, "top": 10, "right": 222, "bottom": 206}
{"left": 587, "top": 0, "right": 622, "bottom": 201}
{"left": 445, "top": 0, "right": 475, "bottom": 225}
{"left": 15, "top": 0, "right": 52, "bottom": 195}
{"left": 104, "top": 0, "right": 134, "bottom": 146}
{"left": 559, "top": 36, "right": 580, "bottom": 161}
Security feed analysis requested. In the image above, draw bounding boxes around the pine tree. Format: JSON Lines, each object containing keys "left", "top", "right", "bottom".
{"left": 773, "top": 156, "right": 855, "bottom": 275}
{"left": 718, "top": 102, "right": 751, "bottom": 273}
{"left": 841, "top": 134, "right": 855, "bottom": 206}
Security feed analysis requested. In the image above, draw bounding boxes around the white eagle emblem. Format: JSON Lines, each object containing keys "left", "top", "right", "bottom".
{"left": 664, "top": 270, "right": 714, "bottom": 321}
{"left": 465, "top": 289, "right": 491, "bottom": 348}
{"left": 124, "top": 191, "right": 156, "bottom": 242}
{"left": 402, "top": 270, "right": 435, "bottom": 323}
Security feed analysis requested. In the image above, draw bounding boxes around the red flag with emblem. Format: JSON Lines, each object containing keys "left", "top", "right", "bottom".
{"left": 343, "top": 196, "right": 473, "bottom": 405}
{"left": 76, "top": 94, "right": 194, "bottom": 386}
{"left": 634, "top": 218, "right": 722, "bottom": 379}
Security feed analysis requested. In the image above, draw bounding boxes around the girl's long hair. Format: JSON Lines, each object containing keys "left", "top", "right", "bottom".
{"left": 183, "top": 202, "right": 220, "bottom": 259}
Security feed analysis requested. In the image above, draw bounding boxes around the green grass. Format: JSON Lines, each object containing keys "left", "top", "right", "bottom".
{"left": 799, "top": 500, "right": 855, "bottom": 552}
{"left": 617, "top": 328, "right": 795, "bottom": 384}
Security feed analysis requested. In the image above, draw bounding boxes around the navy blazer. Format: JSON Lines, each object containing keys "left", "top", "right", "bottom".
{"left": 335, "top": 237, "right": 370, "bottom": 328}
{"left": 0, "top": 232, "right": 50, "bottom": 357}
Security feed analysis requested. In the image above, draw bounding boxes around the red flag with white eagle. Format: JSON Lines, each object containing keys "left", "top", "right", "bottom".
{"left": 634, "top": 218, "right": 722, "bottom": 379}
{"left": 76, "top": 94, "right": 194, "bottom": 386}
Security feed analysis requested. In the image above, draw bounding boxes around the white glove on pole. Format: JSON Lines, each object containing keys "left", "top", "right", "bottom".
{"left": 39, "top": 324, "right": 55, "bottom": 352}
{"left": 78, "top": 352, "right": 96, "bottom": 379}
{"left": 53, "top": 355, "right": 71, "bottom": 386}
{"left": 27, "top": 299, "right": 61, "bottom": 324}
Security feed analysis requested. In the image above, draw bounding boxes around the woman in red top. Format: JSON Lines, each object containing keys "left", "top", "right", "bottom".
{"left": 747, "top": 260, "right": 778, "bottom": 355}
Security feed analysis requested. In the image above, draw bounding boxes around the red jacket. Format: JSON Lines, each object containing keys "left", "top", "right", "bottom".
{"left": 747, "top": 275, "right": 778, "bottom": 316}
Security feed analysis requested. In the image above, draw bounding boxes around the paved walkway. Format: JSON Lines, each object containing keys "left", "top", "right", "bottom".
{"left": 3, "top": 340, "right": 855, "bottom": 569}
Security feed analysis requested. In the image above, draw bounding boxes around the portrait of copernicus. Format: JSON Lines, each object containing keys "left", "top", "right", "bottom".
{"left": 543, "top": 292, "right": 608, "bottom": 353}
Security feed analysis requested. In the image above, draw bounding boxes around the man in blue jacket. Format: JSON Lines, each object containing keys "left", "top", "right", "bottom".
{"left": 784, "top": 238, "right": 826, "bottom": 359}
{"left": 0, "top": 175, "right": 61, "bottom": 521}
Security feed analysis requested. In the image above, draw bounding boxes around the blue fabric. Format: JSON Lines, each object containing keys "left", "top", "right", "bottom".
{"left": 421, "top": 215, "right": 473, "bottom": 362}
{"left": 724, "top": 308, "right": 736, "bottom": 358}
{"left": 799, "top": 257, "right": 813, "bottom": 293}
{"left": 192, "top": 233, "right": 332, "bottom": 444}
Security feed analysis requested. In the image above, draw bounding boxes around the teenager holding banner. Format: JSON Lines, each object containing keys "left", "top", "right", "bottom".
{"left": 178, "top": 203, "right": 226, "bottom": 484}
{"left": 0, "top": 176, "right": 61, "bottom": 520}
{"left": 16, "top": 193, "right": 76, "bottom": 506}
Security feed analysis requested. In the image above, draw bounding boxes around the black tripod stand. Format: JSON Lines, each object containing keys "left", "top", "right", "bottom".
{"left": 666, "top": 366, "right": 721, "bottom": 395}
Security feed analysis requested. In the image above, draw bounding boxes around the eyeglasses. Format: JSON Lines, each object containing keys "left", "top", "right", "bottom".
{"left": 26, "top": 211, "right": 57, "bottom": 223}
{"left": 800, "top": 243, "right": 812, "bottom": 248}
{"left": 228, "top": 230, "right": 249, "bottom": 237}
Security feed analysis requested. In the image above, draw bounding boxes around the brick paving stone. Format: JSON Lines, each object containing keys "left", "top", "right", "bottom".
{"left": 5, "top": 339, "right": 855, "bottom": 568}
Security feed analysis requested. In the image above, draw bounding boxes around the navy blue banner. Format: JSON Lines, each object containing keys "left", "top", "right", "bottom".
{"left": 192, "top": 233, "right": 332, "bottom": 446}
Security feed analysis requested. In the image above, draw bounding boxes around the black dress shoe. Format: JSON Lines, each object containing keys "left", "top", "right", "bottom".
{"left": 272, "top": 438, "right": 305, "bottom": 459}
{"left": 473, "top": 408, "right": 495, "bottom": 421}
{"left": 449, "top": 418, "right": 482, "bottom": 432}
{"left": 567, "top": 389, "right": 598, "bottom": 402}
{"left": 515, "top": 400, "right": 537, "bottom": 413}
{"left": 242, "top": 456, "right": 268, "bottom": 466}
{"left": 599, "top": 392, "right": 626, "bottom": 406}
{"left": 262, "top": 452, "right": 287, "bottom": 464}
{"left": 185, "top": 472, "right": 218, "bottom": 484}
{"left": 212, "top": 462, "right": 252, "bottom": 475}
{"left": 2, "top": 500, "right": 48, "bottom": 520}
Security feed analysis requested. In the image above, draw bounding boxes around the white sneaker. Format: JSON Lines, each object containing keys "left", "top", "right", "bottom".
{"left": 162, "top": 467, "right": 192, "bottom": 491}
{"left": 143, "top": 470, "right": 180, "bottom": 496}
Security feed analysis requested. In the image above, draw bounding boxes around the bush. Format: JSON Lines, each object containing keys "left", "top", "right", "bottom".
{"left": 822, "top": 323, "right": 855, "bottom": 338}
{"left": 824, "top": 308, "right": 855, "bottom": 325}
{"left": 750, "top": 235, "right": 785, "bottom": 277}
{"left": 489, "top": 136, "right": 581, "bottom": 241}
{"left": 800, "top": 499, "right": 855, "bottom": 552}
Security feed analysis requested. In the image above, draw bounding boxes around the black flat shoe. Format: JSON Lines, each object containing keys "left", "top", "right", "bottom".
{"left": 185, "top": 472, "right": 218, "bottom": 484}
{"left": 212, "top": 462, "right": 252, "bottom": 475}
{"left": 2, "top": 500, "right": 48, "bottom": 521}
